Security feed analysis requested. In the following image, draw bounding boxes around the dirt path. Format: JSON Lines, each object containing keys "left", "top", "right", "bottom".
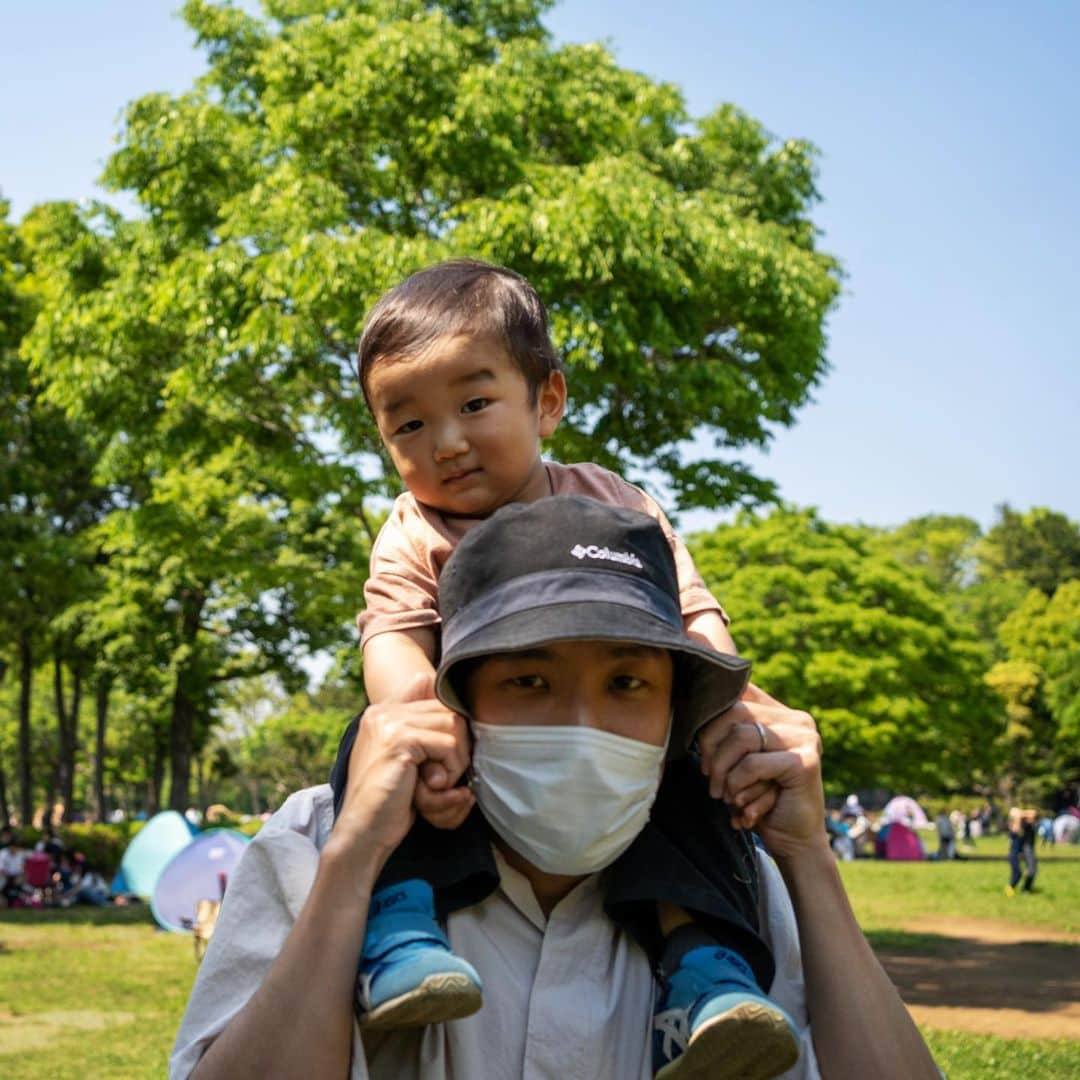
{"left": 875, "top": 917, "right": 1080, "bottom": 1039}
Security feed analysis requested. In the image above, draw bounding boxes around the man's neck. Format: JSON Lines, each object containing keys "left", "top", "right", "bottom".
{"left": 492, "top": 836, "right": 586, "bottom": 917}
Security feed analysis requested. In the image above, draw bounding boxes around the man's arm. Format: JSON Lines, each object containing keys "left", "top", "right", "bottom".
{"left": 704, "top": 691, "right": 939, "bottom": 1080}
{"left": 189, "top": 677, "right": 470, "bottom": 1080}
{"left": 190, "top": 844, "right": 375, "bottom": 1079}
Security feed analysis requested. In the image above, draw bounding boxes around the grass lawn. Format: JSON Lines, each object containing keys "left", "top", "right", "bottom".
{"left": 1, "top": 838, "right": 1077, "bottom": 1078}
{"left": 0, "top": 906, "right": 194, "bottom": 1079}
{"left": 839, "top": 834, "right": 1080, "bottom": 937}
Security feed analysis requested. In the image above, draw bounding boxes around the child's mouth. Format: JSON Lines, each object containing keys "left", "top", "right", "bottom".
{"left": 443, "top": 468, "right": 481, "bottom": 486}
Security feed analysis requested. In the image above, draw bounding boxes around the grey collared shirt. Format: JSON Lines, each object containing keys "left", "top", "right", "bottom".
{"left": 170, "top": 785, "right": 820, "bottom": 1080}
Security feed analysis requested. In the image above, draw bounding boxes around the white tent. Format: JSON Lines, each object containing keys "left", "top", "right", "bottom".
{"left": 882, "top": 795, "right": 931, "bottom": 830}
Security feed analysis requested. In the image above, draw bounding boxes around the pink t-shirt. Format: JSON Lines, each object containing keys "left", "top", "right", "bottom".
{"left": 358, "top": 461, "right": 726, "bottom": 647}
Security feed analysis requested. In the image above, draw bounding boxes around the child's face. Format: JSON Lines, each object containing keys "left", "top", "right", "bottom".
{"left": 367, "top": 333, "right": 565, "bottom": 516}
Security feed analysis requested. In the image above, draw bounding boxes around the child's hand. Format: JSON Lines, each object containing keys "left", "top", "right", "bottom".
{"left": 697, "top": 682, "right": 781, "bottom": 830}
{"left": 414, "top": 715, "right": 475, "bottom": 830}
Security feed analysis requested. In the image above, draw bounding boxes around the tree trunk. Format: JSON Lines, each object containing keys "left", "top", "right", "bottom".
{"left": 169, "top": 683, "right": 195, "bottom": 812}
{"left": 94, "top": 677, "right": 110, "bottom": 824}
{"left": 168, "top": 588, "right": 205, "bottom": 813}
{"left": 148, "top": 732, "right": 166, "bottom": 817}
{"left": 52, "top": 649, "right": 80, "bottom": 824}
{"left": 51, "top": 650, "right": 66, "bottom": 826}
{"left": 18, "top": 631, "right": 33, "bottom": 826}
{"left": 62, "top": 663, "right": 81, "bottom": 822}
{"left": 0, "top": 656, "right": 10, "bottom": 825}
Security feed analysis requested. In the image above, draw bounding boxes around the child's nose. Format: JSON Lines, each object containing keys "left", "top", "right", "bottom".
{"left": 433, "top": 423, "right": 469, "bottom": 462}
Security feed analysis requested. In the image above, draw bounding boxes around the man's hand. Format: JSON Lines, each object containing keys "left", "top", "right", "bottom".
{"left": 697, "top": 683, "right": 826, "bottom": 860}
{"left": 329, "top": 675, "right": 473, "bottom": 870}
{"left": 697, "top": 683, "right": 782, "bottom": 830}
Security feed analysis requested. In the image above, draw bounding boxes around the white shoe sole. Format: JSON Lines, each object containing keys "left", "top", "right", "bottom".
{"left": 655, "top": 1002, "right": 799, "bottom": 1080}
{"left": 360, "top": 973, "right": 483, "bottom": 1030}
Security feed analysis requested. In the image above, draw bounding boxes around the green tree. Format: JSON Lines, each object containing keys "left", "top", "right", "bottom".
{"left": 987, "top": 581, "right": 1080, "bottom": 800}
{"left": 691, "top": 508, "right": 999, "bottom": 794}
{"left": 873, "top": 514, "right": 981, "bottom": 594}
{"left": 26, "top": 0, "right": 840, "bottom": 807}
{"left": 979, "top": 504, "right": 1080, "bottom": 598}
{"left": 1, "top": 200, "right": 115, "bottom": 824}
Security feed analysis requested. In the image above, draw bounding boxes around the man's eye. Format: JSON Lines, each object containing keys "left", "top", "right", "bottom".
{"left": 611, "top": 674, "right": 645, "bottom": 692}
{"left": 462, "top": 398, "right": 490, "bottom": 414}
{"left": 508, "top": 674, "right": 546, "bottom": 690}
{"left": 394, "top": 419, "right": 423, "bottom": 435}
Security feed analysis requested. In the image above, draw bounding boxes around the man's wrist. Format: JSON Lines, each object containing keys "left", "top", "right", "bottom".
{"left": 318, "top": 834, "right": 389, "bottom": 909}
{"left": 771, "top": 836, "right": 835, "bottom": 888}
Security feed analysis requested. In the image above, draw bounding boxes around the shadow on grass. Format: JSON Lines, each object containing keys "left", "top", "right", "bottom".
{"left": 0, "top": 903, "right": 156, "bottom": 927}
{"left": 869, "top": 930, "right": 1080, "bottom": 1013}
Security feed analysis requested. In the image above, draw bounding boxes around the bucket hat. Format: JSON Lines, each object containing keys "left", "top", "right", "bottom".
{"left": 435, "top": 495, "right": 751, "bottom": 757}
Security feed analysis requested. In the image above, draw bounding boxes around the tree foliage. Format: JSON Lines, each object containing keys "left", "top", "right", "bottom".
{"left": 691, "top": 509, "right": 999, "bottom": 794}
{"left": 15, "top": 0, "right": 839, "bottom": 814}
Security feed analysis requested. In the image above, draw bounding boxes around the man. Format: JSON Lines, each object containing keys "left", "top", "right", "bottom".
{"left": 172, "top": 497, "right": 938, "bottom": 1079}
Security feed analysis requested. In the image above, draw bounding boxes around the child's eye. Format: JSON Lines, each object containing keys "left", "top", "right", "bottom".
{"left": 461, "top": 398, "right": 490, "bottom": 414}
{"left": 611, "top": 674, "right": 646, "bottom": 692}
{"left": 394, "top": 419, "right": 423, "bottom": 436}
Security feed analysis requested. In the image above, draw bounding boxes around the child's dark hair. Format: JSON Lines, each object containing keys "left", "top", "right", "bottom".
{"left": 356, "top": 259, "right": 563, "bottom": 409}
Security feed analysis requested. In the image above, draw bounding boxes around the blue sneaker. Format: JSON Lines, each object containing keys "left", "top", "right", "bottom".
{"left": 653, "top": 946, "right": 799, "bottom": 1080}
{"left": 357, "top": 879, "right": 483, "bottom": 1029}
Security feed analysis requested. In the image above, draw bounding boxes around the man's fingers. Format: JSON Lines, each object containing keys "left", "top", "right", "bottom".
{"left": 740, "top": 681, "right": 780, "bottom": 707}
{"left": 724, "top": 743, "right": 820, "bottom": 798}
{"left": 731, "top": 784, "right": 781, "bottom": 830}
{"left": 696, "top": 712, "right": 736, "bottom": 770}
{"left": 728, "top": 779, "right": 772, "bottom": 812}
{"left": 705, "top": 716, "right": 775, "bottom": 798}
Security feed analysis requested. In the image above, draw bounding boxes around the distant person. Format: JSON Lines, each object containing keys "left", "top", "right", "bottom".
{"left": 934, "top": 812, "right": 955, "bottom": 861}
{"left": 0, "top": 831, "right": 28, "bottom": 907}
{"left": 61, "top": 856, "right": 111, "bottom": 907}
{"left": 35, "top": 825, "right": 64, "bottom": 862}
{"left": 1005, "top": 808, "right": 1038, "bottom": 896}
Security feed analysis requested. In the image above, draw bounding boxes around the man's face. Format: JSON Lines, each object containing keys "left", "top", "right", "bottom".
{"left": 366, "top": 332, "right": 565, "bottom": 517}
{"left": 467, "top": 640, "right": 673, "bottom": 746}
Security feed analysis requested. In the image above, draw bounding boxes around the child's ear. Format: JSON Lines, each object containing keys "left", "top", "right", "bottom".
{"left": 537, "top": 370, "right": 567, "bottom": 437}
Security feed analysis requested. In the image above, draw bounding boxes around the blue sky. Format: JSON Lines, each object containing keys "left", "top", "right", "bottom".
{"left": 2, "top": 1, "right": 1077, "bottom": 533}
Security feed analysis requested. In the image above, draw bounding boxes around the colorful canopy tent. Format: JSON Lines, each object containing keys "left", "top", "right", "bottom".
{"left": 1053, "top": 813, "right": 1080, "bottom": 844}
{"left": 112, "top": 810, "right": 197, "bottom": 899}
{"left": 883, "top": 821, "right": 925, "bottom": 861}
{"left": 152, "top": 829, "right": 250, "bottom": 933}
{"left": 882, "top": 795, "right": 931, "bottom": 830}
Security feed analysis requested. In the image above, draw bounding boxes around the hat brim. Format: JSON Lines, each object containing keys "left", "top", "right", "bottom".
{"left": 435, "top": 600, "right": 751, "bottom": 758}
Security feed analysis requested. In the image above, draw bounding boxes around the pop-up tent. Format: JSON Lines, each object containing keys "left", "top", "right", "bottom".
{"left": 112, "top": 810, "right": 198, "bottom": 899}
{"left": 882, "top": 795, "right": 931, "bottom": 830}
{"left": 152, "top": 828, "right": 250, "bottom": 933}
{"left": 883, "top": 821, "right": 925, "bottom": 860}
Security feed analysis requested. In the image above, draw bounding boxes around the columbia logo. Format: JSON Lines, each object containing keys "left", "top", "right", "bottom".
{"left": 570, "top": 544, "right": 643, "bottom": 569}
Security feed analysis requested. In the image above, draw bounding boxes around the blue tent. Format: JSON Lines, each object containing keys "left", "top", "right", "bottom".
{"left": 113, "top": 810, "right": 197, "bottom": 900}
{"left": 151, "top": 828, "right": 250, "bottom": 933}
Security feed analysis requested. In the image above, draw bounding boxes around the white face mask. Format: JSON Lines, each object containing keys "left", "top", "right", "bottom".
{"left": 470, "top": 722, "right": 667, "bottom": 876}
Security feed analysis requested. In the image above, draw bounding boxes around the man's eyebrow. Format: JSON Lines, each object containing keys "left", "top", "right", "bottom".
{"left": 604, "top": 643, "right": 666, "bottom": 660}
{"left": 486, "top": 647, "right": 556, "bottom": 664}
